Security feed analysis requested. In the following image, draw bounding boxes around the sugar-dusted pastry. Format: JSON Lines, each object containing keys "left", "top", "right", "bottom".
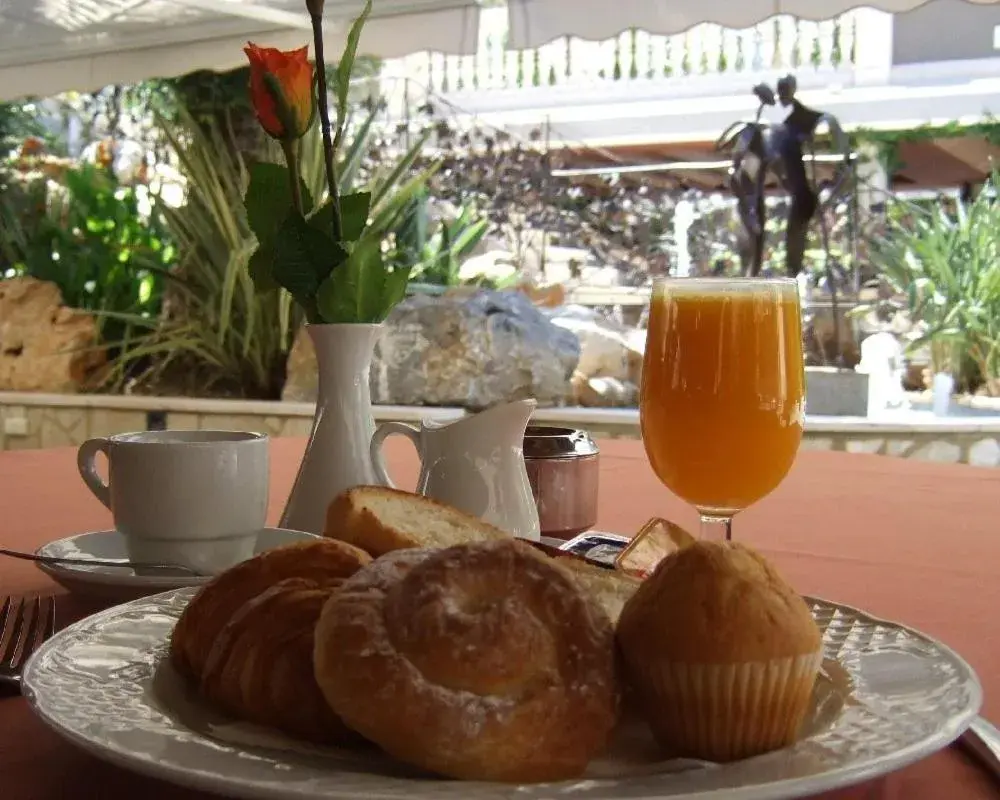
{"left": 616, "top": 540, "right": 822, "bottom": 763}
{"left": 170, "top": 538, "right": 371, "bottom": 744}
{"left": 313, "top": 540, "right": 621, "bottom": 782}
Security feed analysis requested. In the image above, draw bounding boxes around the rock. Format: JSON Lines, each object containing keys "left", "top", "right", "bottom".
{"left": 571, "top": 372, "right": 638, "bottom": 407}
{"left": 458, "top": 251, "right": 517, "bottom": 284}
{"left": 547, "top": 305, "right": 644, "bottom": 384}
{"left": 0, "top": 277, "right": 105, "bottom": 393}
{"left": 281, "top": 326, "right": 318, "bottom": 403}
{"left": 373, "top": 290, "right": 579, "bottom": 408}
{"left": 519, "top": 282, "right": 567, "bottom": 308}
{"left": 283, "top": 290, "right": 581, "bottom": 409}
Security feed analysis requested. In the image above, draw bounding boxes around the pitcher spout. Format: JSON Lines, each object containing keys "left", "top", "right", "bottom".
{"left": 472, "top": 398, "right": 536, "bottom": 436}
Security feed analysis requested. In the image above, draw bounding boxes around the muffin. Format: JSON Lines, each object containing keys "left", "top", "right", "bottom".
{"left": 616, "top": 540, "right": 822, "bottom": 763}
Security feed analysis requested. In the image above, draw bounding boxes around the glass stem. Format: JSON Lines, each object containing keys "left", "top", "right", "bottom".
{"left": 700, "top": 514, "right": 733, "bottom": 542}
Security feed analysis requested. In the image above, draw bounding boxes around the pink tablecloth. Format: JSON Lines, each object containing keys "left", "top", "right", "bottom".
{"left": 1, "top": 438, "right": 998, "bottom": 799}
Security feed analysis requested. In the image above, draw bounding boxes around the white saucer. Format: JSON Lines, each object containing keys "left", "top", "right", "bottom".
{"left": 35, "top": 528, "right": 319, "bottom": 602}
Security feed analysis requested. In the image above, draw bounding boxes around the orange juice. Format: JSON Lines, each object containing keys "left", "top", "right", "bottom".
{"left": 640, "top": 279, "right": 804, "bottom": 515}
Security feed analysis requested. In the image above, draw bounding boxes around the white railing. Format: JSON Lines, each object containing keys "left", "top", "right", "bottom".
{"left": 385, "top": 12, "right": 860, "bottom": 98}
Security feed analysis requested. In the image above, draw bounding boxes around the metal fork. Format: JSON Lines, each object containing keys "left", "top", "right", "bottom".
{"left": 0, "top": 596, "right": 56, "bottom": 691}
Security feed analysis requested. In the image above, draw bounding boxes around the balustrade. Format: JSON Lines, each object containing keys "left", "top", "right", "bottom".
{"left": 386, "top": 12, "right": 860, "bottom": 99}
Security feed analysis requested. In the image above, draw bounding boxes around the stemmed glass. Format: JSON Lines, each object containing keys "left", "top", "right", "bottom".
{"left": 639, "top": 277, "right": 805, "bottom": 542}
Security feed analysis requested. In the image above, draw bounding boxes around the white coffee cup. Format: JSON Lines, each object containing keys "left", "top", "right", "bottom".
{"left": 76, "top": 430, "right": 270, "bottom": 574}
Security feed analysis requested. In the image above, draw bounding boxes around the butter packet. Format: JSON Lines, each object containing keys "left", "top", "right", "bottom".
{"left": 556, "top": 518, "right": 696, "bottom": 578}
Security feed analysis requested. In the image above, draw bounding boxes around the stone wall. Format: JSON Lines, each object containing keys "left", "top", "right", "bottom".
{"left": 1, "top": 392, "right": 998, "bottom": 468}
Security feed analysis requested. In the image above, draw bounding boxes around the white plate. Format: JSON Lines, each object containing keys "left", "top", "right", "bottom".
{"left": 34, "top": 529, "right": 319, "bottom": 601}
{"left": 22, "top": 589, "right": 982, "bottom": 800}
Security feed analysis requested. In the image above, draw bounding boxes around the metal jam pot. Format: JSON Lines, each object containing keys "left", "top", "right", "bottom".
{"left": 523, "top": 426, "right": 600, "bottom": 540}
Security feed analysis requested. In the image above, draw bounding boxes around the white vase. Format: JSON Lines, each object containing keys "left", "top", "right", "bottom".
{"left": 279, "top": 323, "right": 384, "bottom": 534}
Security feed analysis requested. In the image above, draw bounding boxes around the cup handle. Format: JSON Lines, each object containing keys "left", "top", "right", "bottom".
{"left": 77, "top": 438, "right": 112, "bottom": 509}
{"left": 370, "top": 423, "right": 422, "bottom": 489}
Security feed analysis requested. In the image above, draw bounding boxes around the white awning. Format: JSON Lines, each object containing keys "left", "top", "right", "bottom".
{"left": 507, "top": 0, "right": 1000, "bottom": 48}
{"left": 0, "top": 1, "right": 480, "bottom": 102}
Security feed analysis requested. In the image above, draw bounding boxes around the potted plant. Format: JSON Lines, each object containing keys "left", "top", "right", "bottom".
{"left": 242, "top": 0, "right": 437, "bottom": 533}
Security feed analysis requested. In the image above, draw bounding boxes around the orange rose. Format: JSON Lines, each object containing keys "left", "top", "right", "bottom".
{"left": 244, "top": 43, "right": 315, "bottom": 140}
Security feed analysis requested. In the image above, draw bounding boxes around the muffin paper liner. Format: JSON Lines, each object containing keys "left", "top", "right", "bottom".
{"left": 639, "top": 651, "right": 823, "bottom": 763}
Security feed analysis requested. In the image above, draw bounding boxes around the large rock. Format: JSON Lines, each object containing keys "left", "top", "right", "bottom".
{"left": 0, "top": 277, "right": 105, "bottom": 392}
{"left": 570, "top": 372, "right": 638, "bottom": 408}
{"left": 283, "top": 290, "right": 580, "bottom": 408}
{"left": 281, "top": 326, "right": 319, "bottom": 403}
{"left": 547, "top": 304, "right": 644, "bottom": 385}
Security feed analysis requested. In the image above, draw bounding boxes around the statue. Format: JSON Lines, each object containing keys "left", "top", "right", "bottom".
{"left": 716, "top": 75, "right": 852, "bottom": 278}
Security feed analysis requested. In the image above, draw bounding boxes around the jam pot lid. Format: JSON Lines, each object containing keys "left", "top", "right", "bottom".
{"left": 522, "top": 426, "right": 600, "bottom": 459}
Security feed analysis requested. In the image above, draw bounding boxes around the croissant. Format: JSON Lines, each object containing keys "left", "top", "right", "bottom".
{"left": 313, "top": 540, "right": 621, "bottom": 783}
{"left": 170, "top": 538, "right": 371, "bottom": 744}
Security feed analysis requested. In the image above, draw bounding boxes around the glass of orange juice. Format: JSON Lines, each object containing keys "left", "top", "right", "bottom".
{"left": 640, "top": 277, "right": 805, "bottom": 542}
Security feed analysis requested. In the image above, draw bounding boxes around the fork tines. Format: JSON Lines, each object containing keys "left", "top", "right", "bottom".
{"left": 0, "top": 595, "right": 56, "bottom": 679}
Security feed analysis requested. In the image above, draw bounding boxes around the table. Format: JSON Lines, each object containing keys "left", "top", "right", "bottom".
{"left": 1, "top": 438, "right": 999, "bottom": 800}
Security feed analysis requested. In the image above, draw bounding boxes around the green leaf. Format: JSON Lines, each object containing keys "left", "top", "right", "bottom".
{"left": 316, "top": 233, "right": 408, "bottom": 323}
{"left": 316, "top": 249, "right": 360, "bottom": 324}
{"left": 337, "top": 111, "right": 375, "bottom": 191}
{"left": 380, "top": 264, "right": 411, "bottom": 317}
{"left": 245, "top": 162, "right": 313, "bottom": 246}
{"left": 340, "top": 191, "right": 372, "bottom": 241}
{"left": 333, "top": 0, "right": 373, "bottom": 153}
{"left": 271, "top": 212, "right": 340, "bottom": 309}
{"left": 306, "top": 201, "right": 362, "bottom": 260}
{"left": 247, "top": 241, "right": 278, "bottom": 293}
{"left": 451, "top": 217, "right": 489, "bottom": 260}
{"left": 369, "top": 129, "right": 432, "bottom": 211}
{"left": 368, "top": 161, "right": 441, "bottom": 239}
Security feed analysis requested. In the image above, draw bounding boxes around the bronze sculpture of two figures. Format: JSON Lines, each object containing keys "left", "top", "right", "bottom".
{"left": 717, "top": 74, "right": 852, "bottom": 278}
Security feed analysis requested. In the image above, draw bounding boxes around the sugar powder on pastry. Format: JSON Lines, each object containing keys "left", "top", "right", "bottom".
{"left": 616, "top": 540, "right": 822, "bottom": 763}
{"left": 312, "top": 539, "right": 621, "bottom": 783}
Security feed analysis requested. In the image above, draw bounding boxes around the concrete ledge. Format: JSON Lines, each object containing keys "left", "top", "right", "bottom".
{"left": 1, "top": 392, "right": 998, "bottom": 467}
{"left": 805, "top": 368, "right": 870, "bottom": 417}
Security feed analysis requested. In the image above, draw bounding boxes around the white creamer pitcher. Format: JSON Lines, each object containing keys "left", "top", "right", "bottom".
{"left": 369, "top": 399, "right": 541, "bottom": 540}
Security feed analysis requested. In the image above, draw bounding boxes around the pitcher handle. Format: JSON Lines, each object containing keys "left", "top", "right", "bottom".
{"left": 77, "top": 437, "right": 112, "bottom": 509}
{"left": 370, "top": 422, "right": 422, "bottom": 489}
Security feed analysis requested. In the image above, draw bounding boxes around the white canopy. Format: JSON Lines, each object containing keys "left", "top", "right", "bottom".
{"left": 0, "top": 1, "right": 480, "bottom": 102}
{"left": 507, "top": 0, "right": 1000, "bottom": 48}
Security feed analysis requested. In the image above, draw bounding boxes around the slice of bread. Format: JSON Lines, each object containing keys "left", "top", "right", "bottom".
{"left": 554, "top": 556, "right": 641, "bottom": 625}
{"left": 326, "top": 485, "right": 640, "bottom": 625}
{"left": 325, "top": 486, "right": 508, "bottom": 557}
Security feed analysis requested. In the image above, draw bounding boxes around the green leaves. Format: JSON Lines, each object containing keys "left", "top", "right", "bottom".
{"left": 861, "top": 168, "right": 1000, "bottom": 383}
{"left": 253, "top": 189, "right": 404, "bottom": 325}
{"left": 340, "top": 191, "right": 372, "bottom": 241}
{"left": 332, "top": 0, "right": 373, "bottom": 155}
{"left": 245, "top": 161, "right": 315, "bottom": 293}
{"left": 317, "top": 233, "right": 409, "bottom": 323}
{"left": 271, "top": 213, "right": 341, "bottom": 319}
{"left": 245, "top": 162, "right": 312, "bottom": 244}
